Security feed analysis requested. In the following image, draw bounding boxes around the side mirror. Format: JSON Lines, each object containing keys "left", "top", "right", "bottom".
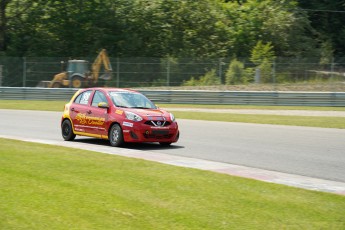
{"left": 98, "top": 102, "right": 109, "bottom": 109}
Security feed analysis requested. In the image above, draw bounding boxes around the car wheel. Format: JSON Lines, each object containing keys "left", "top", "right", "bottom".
{"left": 109, "top": 124, "right": 124, "bottom": 147}
{"left": 71, "top": 76, "right": 84, "bottom": 88}
{"left": 61, "top": 119, "right": 76, "bottom": 141}
{"left": 159, "top": 142, "right": 172, "bottom": 146}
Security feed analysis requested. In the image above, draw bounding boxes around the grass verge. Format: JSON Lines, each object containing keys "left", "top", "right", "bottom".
{"left": 1, "top": 138, "right": 345, "bottom": 229}
{"left": 173, "top": 111, "right": 345, "bottom": 129}
{"left": 0, "top": 100, "right": 67, "bottom": 111}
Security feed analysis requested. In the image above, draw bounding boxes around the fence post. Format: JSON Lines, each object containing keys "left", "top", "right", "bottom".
{"left": 330, "top": 58, "right": 335, "bottom": 92}
{"left": 0, "top": 65, "right": 2, "bottom": 86}
{"left": 330, "top": 58, "right": 334, "bottom": 80}
{"left": 218, "top": 58, "right": 225, "bottom": 84}
{"left": 23, "top": 57, "right": 26, "bottom": 87}
{"left": 166, "top": 58, "right": 170, "bottom": 87}
{"left": 272, "top": 61, "right": 276, "bottom": 84}
{"left": 116, "top": 57, "right": 120, "bottom": 88}
{"left": 255, "top": 68, "right": 260, "bottom": 83}
{"left": 272, "top": 61, "right": 276, "bottom": 91}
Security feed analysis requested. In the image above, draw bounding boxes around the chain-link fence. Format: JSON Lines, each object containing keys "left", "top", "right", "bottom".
{"left": 0, "top": 56, "right": 344, "bottom": 91}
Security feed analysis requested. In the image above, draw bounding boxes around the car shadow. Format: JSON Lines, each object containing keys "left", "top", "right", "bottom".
{"left": 125, "top": 142, "right": 184, "bottom": 151}
{"left": 73, "top": 137, "right": 184, "bottom": 151}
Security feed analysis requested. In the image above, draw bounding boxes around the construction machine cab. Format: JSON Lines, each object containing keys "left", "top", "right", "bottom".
{"left": 67, "top": 60, "right": 89, "bottom": 74}
{"left": 67, "top": 60, "right": 90, "bottom": 88}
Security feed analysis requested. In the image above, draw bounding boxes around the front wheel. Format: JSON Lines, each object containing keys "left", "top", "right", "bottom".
{"left": 61, "top": 119, "right": 76, "bottom": 141}
{"left": 109, "top": 124, "right": 124, "bottom": 147}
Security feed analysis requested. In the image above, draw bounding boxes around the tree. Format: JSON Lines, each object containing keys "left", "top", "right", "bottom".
{"left": 223, "top": 0, "right": 317, "bottom": 58}
{"left": 0, "top": 0, "right": 10, "bottom": 53}
{"left": 5, "top": 0, "right": 128, "bottom": 56}
{"left": 320, "top": 40, "right": 334, "bottom": 65}
{"left": 250, "top": 41, "right": 276, "bottom": 83}
{"left": 0, "top": 0, "right": 43, "bottom": 54}
{"left": 0, "top": 0, "right": 342, "bottom": 60}
{"left": 163, "top": 0, "right": 232, "bottom": 58}
{"left": 123, "top": 0, "right": 233, "bottom": 58}
{"left": 298, "top": 0, "right": 345, "bottom": 57}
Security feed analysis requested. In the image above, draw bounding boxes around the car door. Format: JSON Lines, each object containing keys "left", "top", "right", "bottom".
{"left": 88, "top": 90, "right": 109, "bottom": 137}
{"left": 69, "top": 90, "right": 93, "bottom": 134}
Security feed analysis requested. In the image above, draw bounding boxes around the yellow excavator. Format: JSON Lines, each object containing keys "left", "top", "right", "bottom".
{"left": 49, "top": 49, "right": 112, "bottom": 88}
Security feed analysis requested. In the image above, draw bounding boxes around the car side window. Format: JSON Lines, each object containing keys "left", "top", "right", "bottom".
{"left": 91, "top": 91, "right": 107, "bottom": 107}
{"left": 74, "top": 90, "right": 92, "bottom": 105}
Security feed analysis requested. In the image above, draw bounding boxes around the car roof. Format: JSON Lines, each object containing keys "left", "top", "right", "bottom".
{"left": 81, "top": 87, "right": 138, "bottom": 93}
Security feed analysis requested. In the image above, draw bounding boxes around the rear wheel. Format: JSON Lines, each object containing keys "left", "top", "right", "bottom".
{"left": 109, "top": 124, "right": 124, "bottom": 147}
{"left": 71, "top": 76, "right": 84, "bottom": 88}
{"left": 61, "top": 119, "right": 76, "bottom": 141}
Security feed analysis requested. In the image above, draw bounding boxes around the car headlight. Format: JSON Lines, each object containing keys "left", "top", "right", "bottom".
{"left": 170, "top": 113, "right": 175, "bottom": 122}
{"left": 125, "top": 111, "right": 143, "bottom": 122}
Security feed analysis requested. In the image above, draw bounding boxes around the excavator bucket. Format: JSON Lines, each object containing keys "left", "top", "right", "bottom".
{"left": 99, "top": 73, "right": 112, "bottom": 80}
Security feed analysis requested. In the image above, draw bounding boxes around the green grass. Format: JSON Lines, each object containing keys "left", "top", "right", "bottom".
{"left": 173, "top": 111, "right": 345, "bottom": 129}
{"left": 0, "top": 100, "right": 68, "bottom": 111}
{"left": 1, "top": 138, "right": 344, "bottom": 229}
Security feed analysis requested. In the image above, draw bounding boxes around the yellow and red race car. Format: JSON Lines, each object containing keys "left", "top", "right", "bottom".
{"left": 61, "top": 88, "right": 179, "bottom": 147}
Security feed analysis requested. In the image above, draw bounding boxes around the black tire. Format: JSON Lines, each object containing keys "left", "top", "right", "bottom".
{"left": 71, "top": 75, "right": 84, "bottom": 88}
{"left": 109, "top": 124, "right": 124, "bottom": 147}
{"left": 61, "top": 119, "right": 76, "bottom": 141}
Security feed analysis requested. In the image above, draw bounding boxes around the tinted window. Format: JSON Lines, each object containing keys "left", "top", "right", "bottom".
{"left": 74, "top": 90, "right": 92, "bottom": 105}
{"left": 91, "top": 91, "right": 107, "bottom": 107}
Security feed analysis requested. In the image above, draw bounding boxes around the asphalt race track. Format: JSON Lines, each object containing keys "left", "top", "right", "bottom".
{"left": 1, "top": 109, "right": 345, "bottom": 194}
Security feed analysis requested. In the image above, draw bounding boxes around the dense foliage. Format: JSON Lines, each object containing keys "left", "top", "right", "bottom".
{"left": 1, "top": 0, "right": 344, "bottom": 59}
{"left": 0, "top": 0, "right": 344, "bottom": 88}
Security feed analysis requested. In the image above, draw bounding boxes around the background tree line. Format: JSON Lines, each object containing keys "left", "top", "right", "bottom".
{"left": 0, "top": 0, "right": 344, "bottom": 87}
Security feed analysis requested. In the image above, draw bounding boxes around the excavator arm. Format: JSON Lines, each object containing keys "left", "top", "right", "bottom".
{"left": 91, "top": 49, "right": 113, "bottom": 84}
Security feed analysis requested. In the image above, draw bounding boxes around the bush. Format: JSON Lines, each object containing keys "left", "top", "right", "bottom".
{"left": 182, "top": 69, "right": 221, "bottom": 86}
{"left": 225, "top": 59, "right": 246, "bottom": 84}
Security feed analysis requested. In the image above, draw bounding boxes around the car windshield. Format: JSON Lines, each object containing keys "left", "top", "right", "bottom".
{"left": 109, "top": 91, "right": 157, "bottom": 109}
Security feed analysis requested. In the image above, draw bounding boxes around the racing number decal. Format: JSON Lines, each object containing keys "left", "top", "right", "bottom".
{"left": 80, "top": 92, "right": 91, "bottom": 105}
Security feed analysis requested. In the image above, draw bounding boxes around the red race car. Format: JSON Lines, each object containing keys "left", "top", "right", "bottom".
{"left": 61, "top": 88, "right": 179, "bottom": 147}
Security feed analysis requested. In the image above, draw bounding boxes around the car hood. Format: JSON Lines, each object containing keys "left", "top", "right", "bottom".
{"left": 129, "top": 108, "right": 170, "bottom": 118}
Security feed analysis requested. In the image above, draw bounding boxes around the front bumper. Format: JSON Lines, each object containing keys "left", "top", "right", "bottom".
{"left": 122, "top": 121, "right": 179, "bottom": 143}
